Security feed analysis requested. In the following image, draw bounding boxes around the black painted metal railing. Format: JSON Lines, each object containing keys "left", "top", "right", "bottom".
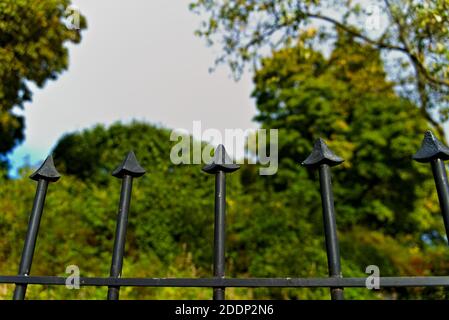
{"left": 1, "top": 130, "right": 449, "bottom": 300}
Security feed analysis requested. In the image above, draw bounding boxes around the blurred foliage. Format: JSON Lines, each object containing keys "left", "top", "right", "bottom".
{"left": 0, "top": 0, "right": 86, "bottom": 169}
{"left": 0, "top": 27, "right": 449, "bottom": 300}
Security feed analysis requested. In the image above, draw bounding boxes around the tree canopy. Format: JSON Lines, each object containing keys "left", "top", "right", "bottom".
{"left": 0, "top": 0, "right": 86, "bottom": 170}
{"left": 190, "top": 0, "right": 449, "bottom": 135}
{"left": 247, "top": 30, "right": 449, "bottom": 298}
{"left": 252, "top": 30, "right": 438, "bottom": 235}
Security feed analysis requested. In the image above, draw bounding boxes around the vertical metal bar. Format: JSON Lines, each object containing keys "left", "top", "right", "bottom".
{"left": 13, "top": 179, "right": 49, "bottom": 300}
{"left": 319, "top": 164, "right": 344, "bottom": 300}
{"left": 431, "top": 158, "right": 449, "bottom": 240}
{"left": 413, "top": 131, "right": 449, "bottom": 243}
{"left": 107, "top": 151, "right": 145, "bottom": 300}
{"left": 202, "top": 145, "right": 239, "bottom": 300}
{"left": 303, "top": 139, "right": 344, "bottom": 300}
{"left": 107, "top": 175, "right": 133, "bottom": 300}
{"left": 213, "top": 170, "right": 226, "bottom": 300}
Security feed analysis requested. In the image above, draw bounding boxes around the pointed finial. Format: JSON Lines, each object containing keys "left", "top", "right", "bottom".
{"left": 30, "top": 155, "right": 61, "bottom": 182}
{"left": 302, "top": 138, "right": 344, "bottom": 168}
{"left": 202, "top": 144, "right": 240, "bottom": 174}
{"left": 112, "top": 151, "right": 146, "bottom": 178}
{"left": 413, "top": 130, "right": 449, "bottom": 163}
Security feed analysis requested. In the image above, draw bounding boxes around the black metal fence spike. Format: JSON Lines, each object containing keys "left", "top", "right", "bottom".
{"left": 112, "top": 151, "right": 146, "bottom": 178}
{"left": 302, "top": 139, "right": 344, "bottom": 300}
{"left": 302, "top": 138, "right": 344, "bottom": 168}
{"left": 413, "top": 130, "right": 449, "bottom": 163}
{"left": 202, "top": 144, "right": 240, "bottom": 300}
{"left": 14, "top": 156, "right": 59, "bottom": 299}
{"left": 107, "top": 151, "right": 145, "bottom": 300}
{"left": 413, "top": 131, "right": 449, "bottom": 243}
{"left": 29, "top": 155, "right": 61, "bottom": 182}
{"left": 202, "top": 144, "right": 240, "bottom": 174}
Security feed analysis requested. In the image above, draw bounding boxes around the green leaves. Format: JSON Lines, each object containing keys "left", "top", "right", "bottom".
{"left": 250, "top": 31, "right": 449, "bottom": 298}
{"left": 190, "top": 0, "right": 449, "bottom": 134}
{"left": 0, "top": 0, "right": 86, "bottom": 168}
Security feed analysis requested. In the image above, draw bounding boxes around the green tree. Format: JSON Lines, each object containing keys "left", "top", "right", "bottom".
{"left": 190, "top": 0, "right": 449, "bottom": 135}
{"left": 0, "top": 0, "right": 86, "bottom": 169}
{"left": 248, "top": 30, "right": 449, "bottom": 298}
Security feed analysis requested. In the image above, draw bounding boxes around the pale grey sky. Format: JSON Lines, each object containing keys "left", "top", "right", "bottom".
{"left": 10, "top": 0, "right": 257, "bottom": 174}
{"left": 10, "top": 0, "right": 446, "bottom": 175}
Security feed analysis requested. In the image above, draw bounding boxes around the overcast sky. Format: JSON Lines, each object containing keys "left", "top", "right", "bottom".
{"left": 9, "top": 0, "right": 258, "bottom": 174}
{"left": 9, "top": 1, "right": 447, "bottom": 175}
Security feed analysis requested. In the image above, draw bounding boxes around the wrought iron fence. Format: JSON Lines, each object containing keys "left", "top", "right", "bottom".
{"left": 1, "top": 130, "right": 449, "bottom": 300}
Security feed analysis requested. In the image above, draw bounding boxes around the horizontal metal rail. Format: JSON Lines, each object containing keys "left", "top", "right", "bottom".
{"left": 0, "top": 276, "right": 449, "bottom": 288}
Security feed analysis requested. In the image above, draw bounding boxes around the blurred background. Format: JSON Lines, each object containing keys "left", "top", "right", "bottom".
{"left": 1, "top": 0, "right": 449, "bottom": 299}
